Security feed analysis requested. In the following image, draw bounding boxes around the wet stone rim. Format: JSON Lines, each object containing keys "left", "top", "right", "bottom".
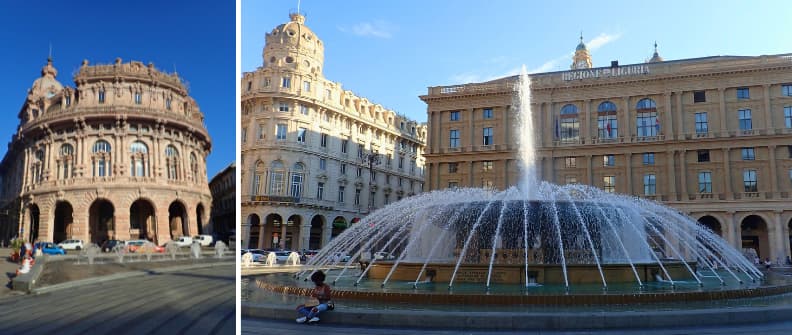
{"left": 253, "top": 276, "right": 792, "bottom": 306}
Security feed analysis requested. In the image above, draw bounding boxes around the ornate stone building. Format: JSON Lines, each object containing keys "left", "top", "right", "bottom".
{"left": 0, "top": 57, "right": 212, "bottom": 246}
{"left": 241, "top": 13, "right": 427, "bottom": 250}
{"left": 421, "top": 42, "right": 792, "bottom": 263}
{"left": 209, "top": 162, "right": 235, "bottom": 244}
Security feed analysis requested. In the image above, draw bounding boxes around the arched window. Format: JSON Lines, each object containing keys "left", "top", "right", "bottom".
{"left": 130, "top": 141, "right": 149, "bottom": 177}
{"left": 269, "top": 161, "right": 285, "bottom": 195}
{"left": 597, "top": 101, "right": 618, "bottom": 139}
{"left": 59, "top": 144, "right": 75, "bottom": 179}
{"left": 559, "top": 104, "right": 579, "bottom": 143}
{"left": 165, "top": 145, "right": 180, "bottom": 180}
{"left": 92, "top": 140, "right": 112, "bottom": 177}
{"left": 253, "top": 161, "right": 265, "bottom": 195}
{"left": 636, "top": 98, "right": 658, "bottom": 137}
{"left": 290, "top": 163, "right": 305, "bottom": 198}
{"left": 190, "top": 152, "right": 198, "bottom": 182}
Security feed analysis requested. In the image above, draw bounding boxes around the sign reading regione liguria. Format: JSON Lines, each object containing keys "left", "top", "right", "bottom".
{"left": 562, "top": 64, "right": 650, "bottom": 81}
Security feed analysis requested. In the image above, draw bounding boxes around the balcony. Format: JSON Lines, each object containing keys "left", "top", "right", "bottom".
{"left": 632, "top": 134, "right": 665, "bottom": 142}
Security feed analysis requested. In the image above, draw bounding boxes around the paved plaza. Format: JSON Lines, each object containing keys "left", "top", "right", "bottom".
{"left": 243, "top": 317, "right": 792, "bottom": 335}
{"left": 0, "top": 263, "right": 234, "bottom": 334}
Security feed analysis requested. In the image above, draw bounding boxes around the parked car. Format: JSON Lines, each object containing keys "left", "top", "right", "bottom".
{"left": 34, "top": 242, "right": 66, "bottom": 255}
{"left": 127, "top": 240, "right": 165, "bottom": 253}
{"left": 171, "top": 236, "right": 193, "bottom": 247}
{"left": 243, "top": 249, "right": 267, "bottom": 262}
{"left": 332, "top": 252, "right": 351, "bottom": 262}
{"left": 58, "top": 239, "right": 84, "bottom": 251}
{"left": 193, "top": 235, "right": 214, "bottom": 247}
{"left": 274, "top": 251, "right": 293, "bottom": 263}
{"left": 300, "top": 250, "right": 319, "bottom": 262}
{"left": 374, "top": 251, "right": 396, "bottom": 260}
{"left": 100, "top": 240, "right": 126, "bottom": 252}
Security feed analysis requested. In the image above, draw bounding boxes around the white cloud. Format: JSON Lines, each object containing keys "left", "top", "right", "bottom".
{"left": 338, "top": 20, "right": 396, "bottom": 38}
{"left": 587, "top": 32, "right": 621, "bottom": 51}
{"left": 527, "top": 32, "right": 622, "bottom": 73}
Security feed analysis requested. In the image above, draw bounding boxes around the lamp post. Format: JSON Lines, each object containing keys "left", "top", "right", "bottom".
{"left": 360, "top": 152, "right": 381, "bottom": 210}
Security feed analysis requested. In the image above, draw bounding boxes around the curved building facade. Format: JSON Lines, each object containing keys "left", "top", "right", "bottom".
{"left": 0, "top": 58, "right": 212, "bottom": 245}
{"left": 421, "top": 41, "right": 792, "bottom": 264}
{"left": 241, "top": 13, "right": 426, "bottom": 251}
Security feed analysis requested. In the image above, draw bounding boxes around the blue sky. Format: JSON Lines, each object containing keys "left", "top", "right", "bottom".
{"left": 0, "top": 0, "right": 235, "bottom": 178}
{"left": 244, "top": 0, "right": 790, "bottom": 123}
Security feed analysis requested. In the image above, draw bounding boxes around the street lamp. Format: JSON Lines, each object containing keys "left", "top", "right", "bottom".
{"left": 360, "top": 152, "right": 381, "bottom": 210}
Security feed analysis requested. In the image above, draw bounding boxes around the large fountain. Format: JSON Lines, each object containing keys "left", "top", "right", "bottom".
{"left": 294, "top": 67, "right": 760, "bottom": 293}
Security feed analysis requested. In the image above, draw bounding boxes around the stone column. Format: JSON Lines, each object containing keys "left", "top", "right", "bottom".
{"left": 280, "top": 223, "right": 287, "bottom": 249}
{"left": 675, "top": 91, "right": 685, "bottom": 140}
{"left": 258, "top": 224, "right": 265, "bottom": 249}
{"left": 663, "top": 92, "right": 674, "bottom": 139}
{"left": 625, "top": 152, "right": 632, "bottom": 194}
{"left": 667, "top": 150, "right": 677, "bottom": 200}
{"left": 299, "top": 224, "right": 311, "bottom": 251}
{"left": 586, "top": 154, "right": 593, "bottom": 186}
{"left": 769, "top": 145, "right": 778, "bottom": 196}
{"left": 718, "top": 88, "right": 727, "bottom": 136}
{"left": 240, "top": 221, "right": 250, "bottom": 249}
{"left": 680, "top": 150, "right": 688, "bottom": 199}
{"left": 582, "top": 99, "right": 591, "bottom": 142}
{"left": 773, "top": 211, "right": 785, "bottom": 263}
{"left": 725, "top": 211, "right": 739, "bottom": 250}
{"left": 622, "top": 96, "right": 631, "bottom": 141}
{"left": 504, "top": 159, "right": 510, "bottom": 187}
{"left": 780, "top": 211, "right": 791, "bottom": 260}
{"left": 469, "top": 161, "right": 475, "bottom": 186}
{"left": 115, "top": 208, "right": 131, "bottom": 241}
{"left": 723, "top": 148, "right": 733, "bottom": 199}
{"left": 322, "top": 222, "right": 332, "bottom": 248}
{"left": 156, "top": 210, "right": 172, "bottom": 245}
{"left": 764, "top": 84, "right": 773, "bottom": 131}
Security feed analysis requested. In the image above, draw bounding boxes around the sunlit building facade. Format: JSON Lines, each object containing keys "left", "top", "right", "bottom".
{"left": 240, "top": 13, "right": 427, "bottom": 250}
{"left": 0, "top": 58, "right": 213, "bottom": 246}
{"left": 421, "top": 40, "right": 792, "bottom": 263}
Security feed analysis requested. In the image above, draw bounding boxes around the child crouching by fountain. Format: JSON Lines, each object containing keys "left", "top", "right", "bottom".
{"left": 296, "top": 270, "right": 333, "bottom": 324}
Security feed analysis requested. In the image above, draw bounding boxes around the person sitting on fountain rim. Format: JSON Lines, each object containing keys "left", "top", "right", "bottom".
{"left": 295, "top": 270, "right": 333, "bottom": 324}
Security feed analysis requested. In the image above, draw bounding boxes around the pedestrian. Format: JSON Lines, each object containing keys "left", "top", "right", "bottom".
{"left": 764, "top": 258, "right": 772, "bottom": 270}
{"left": 295, "top": 270, "right": 334, "bottom": 324}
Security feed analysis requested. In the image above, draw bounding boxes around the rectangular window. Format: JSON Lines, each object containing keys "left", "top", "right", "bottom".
{"left": 98, "top": 90, "right": 105, "bottom": 103}
{"left": 482, "top": 161, "right": 493, "bottom": 171}
{"left": 319, "top": 158, "right": 326, "bottom": 170}
{"left": 741, "top": 147, "right": 755, "bottom": 160}
{"left": 354, "top": 189, "right": 361, "bottom": 206}
{"left": 788, "top": 145, "right": 792, "bottom": 159}
{"left": 282, "top": 77, "right": 291, "bottom": 88}
{"left": 356, "top": 167, "right": 362, "bottom": 177}
{"left": 317, "top": 182, "right": 324, "bottom": 200}
{"left": 398, "top": 156, "right": 404, "bottom": 169}
{"left": 242, "top": 128, "right": 247, "bottom": 143}
{"left": 247, "top": 81, "right": 252, "bottom": 91}
{"left": 695, "top": 112, "right": 708, "bottom": 134}
{"left": 297, "top": 127, "right": 307, "bottom": 143}
{"left": 338, "top": 186, "right": 345, "bottom": 203}
{"left": 697, "top": 150, "right": 710, "bottom": 162}
{"left": 257, "top": 124, "right": 264, "bottom": 139}
{"left": 737, "top": 87, "right": 749, "bottom": 99}
{"left": 784, "top": 106, "right": 792, "bottom": 128}
{"left": 320, "top": 133, "right": 328, "bottom": 147}
{"left": 276, "top": 124, "right": 287, "bottom": 140}
{"left": 636, "top": 112, "right": 658, "bottom": 137}
{"left": 134, "top": 92, "right": 142, "bottom": 104}
{"left": 279, "top": 103, "right": 289, "bottom": 112}
{"left": 450, "top": 111, "right": 460, "bottom": 121}
{"left": 483, "top": 108, "right": 493, "bottom": 119}
{"left": 643, "top": 153, "right": 655, "bottom": 165}
{"left": 482, "top": 180, "right": 494, "bottom": 189}
{"left": 482, "top": 127, "right": 494, "bottom": 145}
{"left": 358, "top": 144, "right": 365, "bottom": 158}
{"left": 738, "top": 109, "right": 752, "bottom": 130}
{"left": 783, "top": 84, "right": 792, "bottom": 97}
{"left": 603, "top": 176, "right": 616, "bottom": 193}
{"left": 643, "top": 174, "right": 656, "bottom": 195}
{"left": 565, "top": 157, "right": 576, "bottom": 168}
{"left": 597, "top": 115, "right": 618, "bottom": 138}
{"left": 448, "top": 181, "right": 458, "bottom": 189}
{"left": 693, "top": 90, "right": 706, "bottom": 103}
{"left": 165, "top": 98, "right": 171, "bottom": 110}
{"left": 65, "top": 96, "right": 71, "bottom": 106}
{"left": 603, "top": 155, "right": 615, "bottom": 167}
{"left": 385, "top": 174, "right": 390, "bottom": 184}
{"left": 262, "top": 77, "right": 271, "bottom": 87}
{"left": 449, "top": 129, "right": 460, "bottom": 148}
{"left": 448, "top": 163, "right": 458, "bottom": 173}
{"left": 565, "top": 175, "right": 577, "bottom": 184}
{"left": 340, "top": 164, "right": 346, "bottom": 174}
{"left": 303, "top": 81, "right": 311, "bottom": 92}
{"left": 341, "top": 139, "right": 348, "bottom": 153}
{"left": 698, "top": 171, "right": 712, "bottom": 193}
{"left": 743, "top": 170, "right": 757, "bottom": 192}
{"left": 300, "top": 105, "right": 309, "bottom": 115}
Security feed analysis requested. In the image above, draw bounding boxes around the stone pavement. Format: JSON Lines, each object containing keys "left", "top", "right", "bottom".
{"left": 242, "top": 317, "right": 792, "bottom": 335}
{"left": 0, "top": 264, "right": 235, "bottom": 335}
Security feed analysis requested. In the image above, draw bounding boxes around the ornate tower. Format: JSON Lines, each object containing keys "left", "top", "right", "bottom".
{"left": 263, "top": 13, "right": 325, "bottom": 77}
{"left": 648, "top": 42, "right": 664, "bottom": 63}
{"left": 571, "top": 33, "right": 593, "bottom": 70}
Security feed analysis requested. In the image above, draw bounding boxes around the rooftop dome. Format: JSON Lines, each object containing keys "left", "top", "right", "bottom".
{"left": 576, "top": 34, "right": 587, "bottom": 51}
{"left": 263, "top": 12, "right": 324, "bottom": 74}
{"left": 648, "top": 42, "right": 664, "bottom": 63}
{"left": 29, "top": 57, "right": 63, "bottom": 99}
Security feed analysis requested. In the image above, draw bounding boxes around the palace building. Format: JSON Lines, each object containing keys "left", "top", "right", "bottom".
{"left": 240, "top": 13, "right": 427, "bottom": 250}
{"left": 421, "top": 39, "right": 792, "bottom": 263}
{"left": 0, "top": 57, "right": 213, "bottom": 246}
